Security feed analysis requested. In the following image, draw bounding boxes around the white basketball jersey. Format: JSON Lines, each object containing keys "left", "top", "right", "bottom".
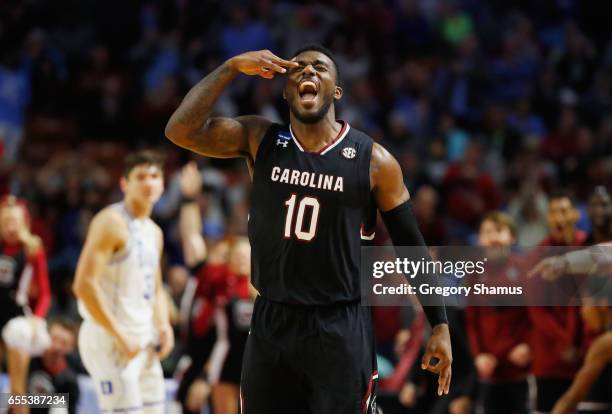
{"left": 78, "top": 202, "right": 160, "bottom": 347}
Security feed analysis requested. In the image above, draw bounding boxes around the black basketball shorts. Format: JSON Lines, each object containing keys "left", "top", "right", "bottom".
{"left": 240, "top": 296, "right": 378, "bottom": 414}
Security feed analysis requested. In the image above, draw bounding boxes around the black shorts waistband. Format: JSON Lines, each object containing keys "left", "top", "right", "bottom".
{"left": 256, "top": 295, "right": 362, "bottom": 310}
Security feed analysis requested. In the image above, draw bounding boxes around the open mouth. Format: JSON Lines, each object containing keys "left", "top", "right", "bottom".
{"left": 298, "top": 80, "right": 318, "bottom": 105}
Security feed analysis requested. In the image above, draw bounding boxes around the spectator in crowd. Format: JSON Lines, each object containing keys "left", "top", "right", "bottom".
{"left": 528, "top": 191, "right": 588, "bottom": 413}
{"left": 0, "top": 50, "right": 30, "bottom": 164}
{"left": 466, "top": 212, "right": 531, "bottom": 414}
{"left": 28, "top": 319, "right": 80, "bottom": 414}
{"left": 0, "top": 196, "right": 50, "bottom": 414}
{"left": 176, "top": 162, "right": 254, "bottom": 414}
{"left": 413, "top": 185, "right": 448, "bottom": 246}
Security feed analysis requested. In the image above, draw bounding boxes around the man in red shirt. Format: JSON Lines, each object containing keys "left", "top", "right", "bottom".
{"left": 466, "top": 212, "right": 531, "bottom": 414}
{"left": 529, "top": 191, "right": 587, "bottom": 413}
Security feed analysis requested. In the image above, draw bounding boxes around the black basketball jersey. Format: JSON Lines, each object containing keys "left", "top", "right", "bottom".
{"left": 249, "top": 121, "right": 374, "bottom": 305}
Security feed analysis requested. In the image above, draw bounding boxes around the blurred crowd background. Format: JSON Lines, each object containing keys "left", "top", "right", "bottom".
{"left": 1, "top": 0, "right": 611, "bottom": 413}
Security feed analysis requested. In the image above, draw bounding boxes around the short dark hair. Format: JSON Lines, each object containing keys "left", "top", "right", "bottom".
{"left": 549, "top": 189, "right": 576, "bottom": 206}
{"left": 291, "top": 44, "right": 340, "bottom": 83}
{"left": 481, "top": 211, "right": 516, "bottom": 237}
{"left": 591, "top": 185, "right": 611, "bottom": 202}
{"left": 48, "top": 318, "right": 77, "bottom": 337}
{"left": 123, "top": 150, "right": 165, "bottom": 177}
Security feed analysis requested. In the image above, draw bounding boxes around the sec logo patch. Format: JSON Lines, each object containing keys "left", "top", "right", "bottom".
{"left": 341, "top": 147, "right": 356, "bottom": 159}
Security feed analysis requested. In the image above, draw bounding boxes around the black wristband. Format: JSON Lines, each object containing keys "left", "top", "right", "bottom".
{"left": 381, "top": 200, "right": 448, "bottom": 326}
{"left": 180, "top": 194, "right": 197, "bottom": 204}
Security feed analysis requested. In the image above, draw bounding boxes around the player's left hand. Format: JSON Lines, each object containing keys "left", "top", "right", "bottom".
{"left": 422, "top": 323, "right": 452, "bottom": 396}
{"left": 157, "top": 324, "right": 175, "bottom": 360}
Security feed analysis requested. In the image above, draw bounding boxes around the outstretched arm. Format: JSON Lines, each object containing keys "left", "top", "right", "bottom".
{"left": 552, "top": 332, "right": 612, "bottom": 414}
{"left": 165, "top": 50, "right": 298, "bottom": 161}
{"left": 370, "top": 142, "right": 452, "bottom": 396}
{"left": 529, "top": 244, "right": 612, "bottom": 281}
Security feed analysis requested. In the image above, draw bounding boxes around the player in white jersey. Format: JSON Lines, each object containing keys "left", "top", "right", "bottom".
{"left": 73, "top": 150, "right": 174, "bottom": 414}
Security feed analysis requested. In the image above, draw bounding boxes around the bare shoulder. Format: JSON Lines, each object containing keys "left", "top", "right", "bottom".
{"left": 370, "top": 142, "right": 403, "bottom": 182}
{"left": 370, "top": 142, "right": 410, "bottom": 211}
{"left": 86, "top": 206, "right": 128, "bottom": 247}
{"left": 90, "top": 206, "right": 126, "bottom": 231}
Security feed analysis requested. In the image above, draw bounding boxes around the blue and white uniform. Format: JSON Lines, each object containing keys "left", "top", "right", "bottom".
{"left": 78, "top": 202, "right": 165, "bottom": 414}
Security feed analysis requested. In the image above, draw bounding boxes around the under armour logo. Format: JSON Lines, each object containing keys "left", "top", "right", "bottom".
{"left": 277, "top": 132, "right": 291, "bottom": 148}
{"left": 342, "top": 147, "right": 357, "bottom": 159}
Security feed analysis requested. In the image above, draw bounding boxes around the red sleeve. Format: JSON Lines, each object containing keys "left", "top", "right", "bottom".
{"left": 30, "top": 249, "right": 51, "bottom": 318}
{"left": 528, "top": 306, "right": 573, "bottom": 343}
{"left": 465, "top": 306, "right": 482, "bottom": 356}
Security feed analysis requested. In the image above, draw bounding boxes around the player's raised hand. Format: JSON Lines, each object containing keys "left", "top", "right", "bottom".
{"left": 228, "top": 50, "right": 299, "bottom": 79}
{"left": 180, "top": 161, "right": 202, "bottom": 198}
{"left": 421, "top": 323, "right": 452, "bottom": 396}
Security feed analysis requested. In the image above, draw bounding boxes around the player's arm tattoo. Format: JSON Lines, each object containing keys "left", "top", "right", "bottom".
{"left": 165, "top": 61, "right": 269, "bottom": 160}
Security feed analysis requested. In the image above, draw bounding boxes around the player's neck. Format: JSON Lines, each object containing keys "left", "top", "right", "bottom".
{"left": 290, "top": 112, "right": 342, "bottom": 153}
{"left": 123, "top": 197, "right": 152, "bottom": 219}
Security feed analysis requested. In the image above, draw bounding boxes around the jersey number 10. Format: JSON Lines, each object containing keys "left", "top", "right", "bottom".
{"left": 283, "top": 194, "right": 320, "bottom": 241}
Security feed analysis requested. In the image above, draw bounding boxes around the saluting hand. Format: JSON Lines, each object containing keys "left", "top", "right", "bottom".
{"left": 228, "top": 50, "right": 299, "bottom": 79}
{"left": 422, "top": 323, "right": 453, "bottom": 396}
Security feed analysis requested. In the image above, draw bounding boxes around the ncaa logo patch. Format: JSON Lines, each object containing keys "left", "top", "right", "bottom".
{"left": 341, "top": 147, "right": 357, "bottom": 159}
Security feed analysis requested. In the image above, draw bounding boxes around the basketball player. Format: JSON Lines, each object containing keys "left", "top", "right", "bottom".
{"left": 166, "top": 46, "right": 452, "bottom": 413}
{"left": 72, "top": 150, "right": 174, "bottom": 414}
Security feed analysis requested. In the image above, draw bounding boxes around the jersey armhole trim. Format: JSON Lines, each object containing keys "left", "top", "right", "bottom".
{"left": 362, "top": 136, "right": 374, "bottom": 206}
{"left": 252, "top": 123, "right": 283, "bottom": 167}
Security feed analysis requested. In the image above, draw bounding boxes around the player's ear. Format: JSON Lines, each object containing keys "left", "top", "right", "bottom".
{"left": 334, "top": 85, "right": 343, "bottom": 100}
{"left": 572, "top": 206, "right": 580, "bottom": 223}
{"left": 119, "top": 177, "right": 128, "bottom": 193}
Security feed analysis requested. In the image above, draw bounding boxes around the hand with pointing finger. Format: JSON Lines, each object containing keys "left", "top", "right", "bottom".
{"left": 422, "top": 323, "right": 453, "bottom": 396}
{"left": 528, "top": 256, "right": 567, "bottom": 281}
{"left": 227, "top": 50, "right": 299, "bottom": 79}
